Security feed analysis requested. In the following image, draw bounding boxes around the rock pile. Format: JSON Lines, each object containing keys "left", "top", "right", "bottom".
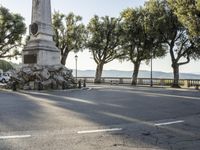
{"left": 10, "top": 64, "right": 76, "bottom": 90}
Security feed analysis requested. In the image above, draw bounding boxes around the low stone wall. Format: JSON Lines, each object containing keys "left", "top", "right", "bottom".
{"left": 9, "top": 64, "right": 76, "bottom": 90}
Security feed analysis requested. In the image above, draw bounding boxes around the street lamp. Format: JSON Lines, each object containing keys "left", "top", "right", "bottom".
{"left": 75, "top": 55, "right": 78, "bottom": 83}
{"left": 150, "top": 50, "right": 153, "bottom": 87}
{"left": 144, "top": 13, "right": 153, "bottom": 87}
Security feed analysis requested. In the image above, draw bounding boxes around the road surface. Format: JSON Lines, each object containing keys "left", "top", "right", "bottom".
{"left": 0, "top": 85, "right": 200, "bottom": 150}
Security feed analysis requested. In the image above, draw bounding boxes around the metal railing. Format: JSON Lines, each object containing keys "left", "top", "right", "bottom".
{"left": 77, "top": 77, "right": 200, "bottom": 88}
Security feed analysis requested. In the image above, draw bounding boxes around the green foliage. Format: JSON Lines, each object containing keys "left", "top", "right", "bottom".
{"left": 0, "top": 60, "right": 13, "bottom": 72}
{"left": 0, "top": 6, "right": 26, "bottom": 59}
{"left": 86, "top": 15, "right": 123, "bottom": 83}
{"left": 168, "top": 0, "right": 200, "bottom": 37}
{"left": 87, "top": 15, "right": 123, "bottom": 64}
{"left": 145, "top": 0, "right": 200, "bottom": 87}
{"left": 146, "top": 0, "right": 200, "bottom": 63}
{"left": 52, "top": 11, "right": 87, "bottom": 65}
{"left": 121, "top": 7, "right": 166, "bottom": 64}
{"left": 120, "top": 6, "right": 167, "bottom": 85}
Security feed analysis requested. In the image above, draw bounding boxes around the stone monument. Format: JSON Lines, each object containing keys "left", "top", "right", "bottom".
{"left": 23, "top": 0, "right": 60, "bottom": 66}
{"left": 10, "top": 0, "right": 76, "bottom": 90}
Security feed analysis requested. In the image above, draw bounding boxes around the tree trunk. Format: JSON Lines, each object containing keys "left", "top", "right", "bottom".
{"left": 132, "top": 61, "right": 140, "bottom": 86}
{"left": 172, "top": 63, "right": 181, "bottom": 88}
{"left": 61, "top": 51, "right": 69, "bottom": 65}
{"left": 94, "top": 62, "right": 104, "bottom": 83}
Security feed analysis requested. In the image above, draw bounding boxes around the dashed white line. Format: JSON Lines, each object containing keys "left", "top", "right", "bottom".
{"left": 77, "top": 128, "right": 122, "bottom": 134}
{"left": 0, "top": 135, "right": 31, "bottom": 140}
{"left": 154, "top": 120, "right": 184, "bottom": 126}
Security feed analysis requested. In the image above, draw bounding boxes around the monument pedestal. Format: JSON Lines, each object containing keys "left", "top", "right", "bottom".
{"left": 23, "top": 39, "right": 61, "bottom": 66}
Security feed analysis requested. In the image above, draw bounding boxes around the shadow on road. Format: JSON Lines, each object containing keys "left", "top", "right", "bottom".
{"left": 1, "top": 87, "right": 200, "bottom": 149}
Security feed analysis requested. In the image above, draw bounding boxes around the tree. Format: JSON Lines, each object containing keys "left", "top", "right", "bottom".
{"left": 145, "top": 0, "right": 200, "bottom": 88}
{"left": 52, "top": 11, "right": 87, "bottom": 65}
{"left": 0, "top": 6, "right": 26, "bottom": 59}
{"left": 168, "top": 0, "right": 200, "bottom": 36}
{"left": 0, "top": 60, "right": 13, "bottom": 72}
{"left": 121, "top": 8, "right": 166, "bottom": 85}
{"left": 86, "top": 15, "right": 123, "bottom": 83}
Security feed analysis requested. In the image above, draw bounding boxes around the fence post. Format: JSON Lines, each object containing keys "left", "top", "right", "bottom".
{"left": 78, "top": 80, "right": 81, "bottom": 88}
{"left": 119, "top": 78, "right": 123, "bottom": 84}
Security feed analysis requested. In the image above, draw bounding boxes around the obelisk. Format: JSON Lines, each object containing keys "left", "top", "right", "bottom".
{"left": 22, "top": 0, "right": 60, "bottom": 66}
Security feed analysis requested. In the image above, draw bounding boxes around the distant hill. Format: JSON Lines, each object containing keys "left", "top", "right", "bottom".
{"left": 8, "top": 62, "right": 200, "bottom": 79}
{"left": 73, "top": 70, "right": 200, "bottom": 79}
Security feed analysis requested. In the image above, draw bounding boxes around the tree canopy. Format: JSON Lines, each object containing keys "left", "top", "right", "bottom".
{"left": 168, "top": 0, "right": 200, "bottom": 36}
{"left": 0, "top": 6, "right": 26, "bottom": 59}
{"left": 52, "top": 11, "right": 87, "bottom": 65}
{"left": 0, "top": 60, "right": 13, "bottom": 72}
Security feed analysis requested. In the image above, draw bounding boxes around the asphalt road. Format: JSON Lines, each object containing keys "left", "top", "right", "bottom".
{"left": 0, "top": 85, "right": 200, "bottom": 150}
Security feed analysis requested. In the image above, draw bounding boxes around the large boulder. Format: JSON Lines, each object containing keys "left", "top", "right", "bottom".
{"left": 48, "top": 65, "right": 63, "bottom": 72}
{"left": 40, "top": 68, "right": 50, "bottom": 80}
{"left": 22, "top": 67, "right": 33, "bottom": 75}
{"left": 32, "top": 64, "right": 43, "bottom": 71}
{"left": 53, "top": 74, "right": 65, "bottom": 85}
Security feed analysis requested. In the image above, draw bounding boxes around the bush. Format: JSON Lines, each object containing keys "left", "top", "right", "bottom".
{"left": 0, "top": 60, "right": 13, "bottom": 72}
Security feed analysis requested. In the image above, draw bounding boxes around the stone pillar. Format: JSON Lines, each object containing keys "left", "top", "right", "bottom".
{"left": 22, "top": 0, "right": 61, "bottom": 66}
{"left": 31, "top": 0, "right": 53, "bottom": 40}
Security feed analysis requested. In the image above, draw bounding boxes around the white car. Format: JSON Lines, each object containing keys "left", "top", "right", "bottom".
{"left": 0, "top": 73, "right": 10, "bottom": 83}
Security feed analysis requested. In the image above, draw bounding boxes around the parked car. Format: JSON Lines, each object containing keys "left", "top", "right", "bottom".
{"left": 0, "top": 73, "right": 10, "bottom": 83}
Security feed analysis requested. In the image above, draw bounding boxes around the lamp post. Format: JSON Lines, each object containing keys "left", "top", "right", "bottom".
{"left": 75, "top": 55, "right": 78, "bottom": 83}
{"left": 150, "top": 50, "right": 153, "bottom": 87}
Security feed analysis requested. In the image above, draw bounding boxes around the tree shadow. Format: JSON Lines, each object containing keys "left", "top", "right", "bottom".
{"left": 0, "top": 90, "right": 45, "bottom": 132}
{"left": 15, "top": 88, "right": 200, "bottom": 149}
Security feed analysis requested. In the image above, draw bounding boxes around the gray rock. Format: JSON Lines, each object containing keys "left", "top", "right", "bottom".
{"left": 22, "top": 73, "right": 31, "bottom": 82}
{"left": 54, "top": 75, "right": 65, "bottom": 85}
{"left": 32, "top": 64, "right": 43, "bottom": 71}
{"left": 42, "top": 79, "right": 52, "bottom": 90}
{"left": 40, "top": 68, "right": 50, "bottom": 80}
{"left": 51, "top": 79, "right": 57, "bottom": 89}
{"left": 29, "top": 81, "right": 35, "bottom": 90}
{"left": 33, "top": 71, "right": 42, "bottom": 80}
{"left": 48, "top": 65, "right": 63, "bottom": 72}
{"left": 22, "top": 67, "right": 33, "bottom": 75}
{"left": 23, "top": 85, "right": 31, "bottom": 90}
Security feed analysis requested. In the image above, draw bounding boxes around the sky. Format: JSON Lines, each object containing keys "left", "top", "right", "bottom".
{"left": 0, "top": 0, "right": 200, "bottom": 74}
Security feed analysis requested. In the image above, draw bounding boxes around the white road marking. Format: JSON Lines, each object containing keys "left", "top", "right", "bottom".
{"left": 77, "top": 128, "right": 122, "bottom": 134}
{"left": 87, "top": 88, "right": 92, "bottom": 91}
{"left": 0, "top": 135, "right": 31, "bottom": 140}
{"left": 154, "top": 120, "right": 184, "bottom": 126}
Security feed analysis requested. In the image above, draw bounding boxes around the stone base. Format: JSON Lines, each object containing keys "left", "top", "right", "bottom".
{"left": 22, "top": 39, "right": 61, "bottom": 66}
{"left": 10, "top": 64, "right": 76, "bottom": 90}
